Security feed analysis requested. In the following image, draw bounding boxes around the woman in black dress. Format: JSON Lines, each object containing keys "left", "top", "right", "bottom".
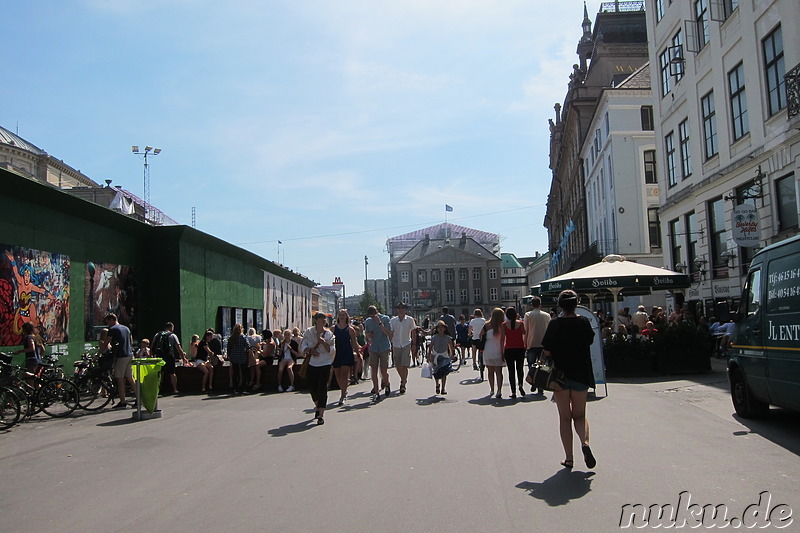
{"left": 541, "top": 290, "right": 597, "bottom": 470}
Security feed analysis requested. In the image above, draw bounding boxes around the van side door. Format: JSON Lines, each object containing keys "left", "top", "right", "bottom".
{"left": 764, "top": 255, "right": 800, "bottom": 412}
{"left": 733, "top": 267, "right": 769, "bottom": 402}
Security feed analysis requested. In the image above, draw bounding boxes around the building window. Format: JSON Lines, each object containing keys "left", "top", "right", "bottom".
{"left": 473, "top": 268, "right": 481, "bottom": 281}
{"left": 655, "top": 0, "right": 665, "bottom": 22}
{"left": 640, "top": 106, "right": 654, "bottom": 131}
{"left": 701, "top": 91, "right": 718, "bottom": 159}
{"left": 459, "top": 268, "right": 467, "bottom": 281}
{"left": 417, "top": 270, "right": 426, "bottom": 283}
{"left": 728, "top": 62, "right": 749, "bottom": 141}
{"left": 402, "top": 291, "right": 409, "bottom": 303}
{"left": 473, "top": 288, "right": 481, "bottom": 302}
{"left": 648, "top": 208, "right": 661, "bottom": 248}
{"left": 644, "top": 150, "right": 657, "bottom": 184}
{"left": 665, "top": 132, "right": 677, "bottom": 187}
{"left": 686, "top": 212, "right": 700, "bottom": 277}
{"left": 659, "top": 49, "right": 672, "bottom": 97}
{"left": 460, "top": 289, "right": 468, "bottom": 303}
{"left": 763, "top": 25, "right": 786, "bottom": 117}
{"left": 445, "top": 289, "right": 454, "bottom": 304}
{"left": 400, "top": 271, "right": 409, "bottom": 283}
{"left": 604, "top": 112, "right": 610, "bottom": 136}
{"left": 695, "top": 0, "right": 710, "bottom": 49}
{"left": 488, "top": 268, "right": 497, "bottom": 279}
{"left": 776, "top": 174, "right": 798, "bottom": 231}
{"left": 678, "top": 119, "right": 692, "bottom": 179}
{"left": 431, "top": 270, "right": 440, "bottom": 282}
{"left": 445, "top": 269, "right": 454, "bottom": 281}
{"left": 490, "top": 288, "right": 498, "bottom": 301}
{"left": 671, "top": 30, "right": 684, "bottom": 81}
{"left": 708, "top": 197, "right": 730, "bottom": 278}
{"left": 670, "top": 218, "right": 683, "bottom": 270}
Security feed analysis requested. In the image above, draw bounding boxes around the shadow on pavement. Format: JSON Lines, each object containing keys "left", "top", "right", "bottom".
{"left": 267, "top": 419, "right": 317, "bottom": 437}
{"left": 733, "top": 408, "right": 800, "bottom": 457}
{"left": 96, "top": 417, "right": 139, "bottom": 427}
{"left": 608, "top": 358, "right": 730, "bottom": 392}
{"left": 459, "top": 377, "right": 484, "bottom": 386}
{"left": 416, "top": 396, "right": 446, "bottom": 406}
{"left": 516, "top": 469, "right": 595, "bottom": 506}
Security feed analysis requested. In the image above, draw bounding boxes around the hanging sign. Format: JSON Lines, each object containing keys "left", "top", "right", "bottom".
{"left": 731, "top": 204, "right": 759, "bottom": 247}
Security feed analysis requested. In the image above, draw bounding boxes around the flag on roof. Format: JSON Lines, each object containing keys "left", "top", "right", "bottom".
{"left": 445, "top": 204, "right": 453, "bottom": 212}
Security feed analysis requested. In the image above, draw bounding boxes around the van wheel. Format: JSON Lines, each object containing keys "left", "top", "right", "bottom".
{"left": 730, "top": 367, "right": 768, "bottom": 418}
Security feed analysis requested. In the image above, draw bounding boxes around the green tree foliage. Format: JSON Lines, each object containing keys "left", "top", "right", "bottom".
{"left": 359, "top": 290, "right": 382, "bottom": 316}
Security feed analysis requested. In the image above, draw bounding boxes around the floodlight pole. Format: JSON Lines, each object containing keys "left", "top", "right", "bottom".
{"left": 131, "top": 145, "right": 161, "bottom": 222}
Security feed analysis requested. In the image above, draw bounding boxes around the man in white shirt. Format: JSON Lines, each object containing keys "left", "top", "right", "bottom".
{"left": 524, "top": 296, "right": 551, "bottom": 394}
{"left": 390, "top": 302, "right": 416, "bottom": 395}
{"left": 632, "top": 305, "right": 649, "bottom": 332}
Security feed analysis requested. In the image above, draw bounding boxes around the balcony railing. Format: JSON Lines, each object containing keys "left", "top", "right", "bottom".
{"left": 787, "top": 63, "right": 800, "bottom": 119}
{"left": 600, "top": 1, "right": 645, "bottom": 12}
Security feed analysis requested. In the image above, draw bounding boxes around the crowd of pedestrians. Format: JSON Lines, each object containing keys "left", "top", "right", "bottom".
{"left": 86, "top": 293, "right": 598, "bottom": 469}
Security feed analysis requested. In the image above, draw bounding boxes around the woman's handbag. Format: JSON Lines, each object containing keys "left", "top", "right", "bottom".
{"left": 526, "top": 358, "right": 565, "bottom": 391}
{"left": 420, "top": 361, "right": 432, "bottom": 379}
{"left": 298, "top": 356, "right": 311, "bottom": 380}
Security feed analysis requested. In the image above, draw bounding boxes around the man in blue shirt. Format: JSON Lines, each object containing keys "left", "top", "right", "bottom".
{"left": 365, "top": 305, "right": 392, "bottom": 399}
{"left": 101, "top": 313, "right": 134, "bottom": 408}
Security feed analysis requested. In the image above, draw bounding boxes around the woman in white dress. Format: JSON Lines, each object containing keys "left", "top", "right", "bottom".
{"left": 480, "top": 308, "right": 506, "bottom": 398}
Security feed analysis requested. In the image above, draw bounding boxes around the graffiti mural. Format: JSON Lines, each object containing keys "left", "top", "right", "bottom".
{"left": 0, "top": 245, "right": 70, "bottom": 346}
{"left": 84, "top": 262, "right": 137, "bottom": 341}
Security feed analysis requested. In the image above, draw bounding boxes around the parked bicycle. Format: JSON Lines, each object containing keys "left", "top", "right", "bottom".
{"left": 72, "top": 351, "right": 119, "bottom": 411}
{"left": 0, "top": 352, "right": 79, "bottom": 420}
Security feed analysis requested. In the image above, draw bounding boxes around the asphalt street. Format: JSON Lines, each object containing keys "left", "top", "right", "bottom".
{"left": 2, "top": 359, "right": 798, "bottom": 533}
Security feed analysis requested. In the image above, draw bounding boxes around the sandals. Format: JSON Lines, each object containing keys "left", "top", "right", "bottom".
{"left": 582, "top": 444, "right": 597, "bottom": 468}
{"left": 317, "top": 417, "right": 325, "bottom": 425}
{"left": 560, "top": 459, "right": 574, "bottom": 469}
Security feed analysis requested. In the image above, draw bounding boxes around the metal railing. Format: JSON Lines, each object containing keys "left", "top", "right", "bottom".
{"left": 787, "top": 63, "right": 800, "bottom": 119}
{"left": 600, "top": 1, "right": 645, "bottom": 12}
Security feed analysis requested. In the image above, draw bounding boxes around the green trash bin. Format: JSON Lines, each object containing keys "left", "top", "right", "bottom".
{"left": 132, "top": 358, "right": 165, "bottom": 415}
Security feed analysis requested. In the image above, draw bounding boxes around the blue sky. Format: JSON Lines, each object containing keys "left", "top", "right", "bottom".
{"left": 3, "top": 0, "right": 605, "bottom": 293}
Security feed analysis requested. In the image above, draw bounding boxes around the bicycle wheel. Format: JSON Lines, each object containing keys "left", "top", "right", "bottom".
{"left": 76, "top": 376, "right": 114, "bottom": 411}
{"left": 450, "top": 351, "right": 461, "bottom": 372}
{"left": 37, "top": 379, "right": 79, "bottom": 418}
{"left": 0, "top": 386, "right": 22, "bottom": 429}
{"left": 6, "top": 382, "right": 34, "bottom": 418}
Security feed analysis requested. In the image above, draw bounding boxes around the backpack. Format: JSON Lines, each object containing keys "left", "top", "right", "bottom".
{"left": 153, "top": 331, "right": 173, "bottom": 358}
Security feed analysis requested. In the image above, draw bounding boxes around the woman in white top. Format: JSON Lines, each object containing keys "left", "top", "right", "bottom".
{"left": 468, "top": 309, "right": 486, "bottom": 371}
{"left": 301, "top": 312, "right": 335, "bottom": 425}
{"left": 480, "top": 308, "right": 506, "bottom": 398}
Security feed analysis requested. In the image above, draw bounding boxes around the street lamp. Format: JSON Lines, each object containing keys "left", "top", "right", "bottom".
{"left": 132, "top": 145, "right": 161, "bottom": 222}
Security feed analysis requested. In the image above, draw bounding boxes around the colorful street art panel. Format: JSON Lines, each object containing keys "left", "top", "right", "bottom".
{"left": 84, "top": 262, "right": 137, "bottom": 341}
{"left": 0, "top": 244, "right": 70, "bottom": 346}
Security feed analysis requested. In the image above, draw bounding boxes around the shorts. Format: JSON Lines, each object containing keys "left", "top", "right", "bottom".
{"left": 561, "top": 377, "right": 589, "bottom": 392}
{"left": 113, "top": 355, "right": 133, "bottom": 380}
{"left": 161, "top": 356, "right": 176, "bottom": 375}
{"left": 392, "top": 345, "right": 412, "bottom": 367}
{"left": 194, "top": 359, "right": 208, "bottom": 368}
{"left": 457, "top": 338, "right": 471, "bottom": 348}
{"left": 368, "top": 349, "right": 390, "bottom": 369}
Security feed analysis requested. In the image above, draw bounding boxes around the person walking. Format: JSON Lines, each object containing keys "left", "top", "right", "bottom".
{"left": 428, "top": 321, "right": 454, "bottom": 395}
{"left": 301, "top": 312, "right": 335, "bottom": 425}
{"left": 480, "top": 308, "right": 506, "bottom": 398}
{"left": 455, "top": 315, "right": 470, "bottom": 366}
{"left": 541, "top": 290, "right": 597, "bottom": 470}
{"left": 331, "top": 309, "right": 359, "bottom": 405}
{"left": 439, "top": 307, "right": 457, "bottom": 344}
{"left": 524, "top": 296, "right": 551, "bottom": 395}
{"left": 364, "top": 306, "right": 392, "bottom": 399}
{"left": 389, "top": 302, "right": 416, "bottom": 395}
{"left": 468, "top": 309, "right": 486, "bottom": 372}
{"left": 503, "top": 307, "right": 526, "bottom": 399}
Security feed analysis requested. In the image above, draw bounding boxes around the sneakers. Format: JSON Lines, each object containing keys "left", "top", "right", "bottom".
{"left": 286, "top": 385, "right": 294, "bottom": 392}
{"left": 384, "top": 384, "right": 391, "bottom": 396}
{"left": 278, "top": 386, "right": 284, "bottom": 392}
